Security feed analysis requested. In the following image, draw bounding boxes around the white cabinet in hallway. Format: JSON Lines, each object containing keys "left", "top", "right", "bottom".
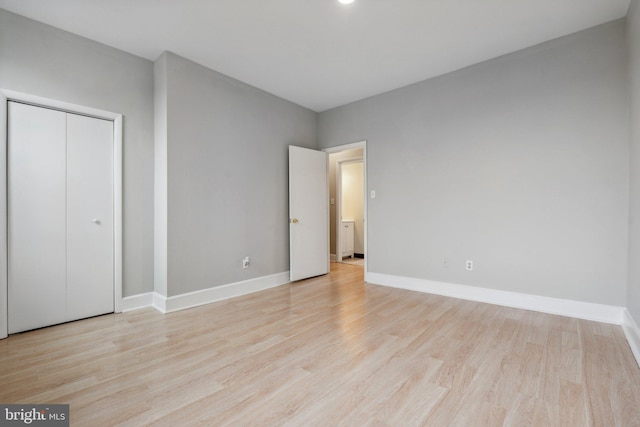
{"left": 341, "top": 220, "right": 354, "bottom": 259}
{"left": 8, "top": 101, "right": 114, "bottom": 333}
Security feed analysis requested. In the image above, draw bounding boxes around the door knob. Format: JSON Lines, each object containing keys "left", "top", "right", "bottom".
{"left": 290, "top": 218, "right": 299, "bottom": 224}
{"left": 92, "top": 218, "right": 101, "bottom": 225}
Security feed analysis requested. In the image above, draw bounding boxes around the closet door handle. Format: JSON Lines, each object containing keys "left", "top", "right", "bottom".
{"left": 92, "top": 218, "right": 101, "bottom": 225}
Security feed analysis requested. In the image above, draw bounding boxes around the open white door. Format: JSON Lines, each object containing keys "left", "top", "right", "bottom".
{"left": 289, "top": 146, "right": 329, "bottom": 281}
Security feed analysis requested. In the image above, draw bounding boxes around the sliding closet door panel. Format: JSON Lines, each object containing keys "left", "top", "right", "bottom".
{"left": 8, "top": 102, "right": 67, "bottom": 333}
{"left": 66, "top": 113, "right": 114, "bottom": 321}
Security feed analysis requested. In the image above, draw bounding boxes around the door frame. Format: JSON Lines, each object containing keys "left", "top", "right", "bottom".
{"left": 323, "top": 141, "right": 368, "bottom": 279}
{"left": 0, "top": 89, "right": 123, "bottom": 339}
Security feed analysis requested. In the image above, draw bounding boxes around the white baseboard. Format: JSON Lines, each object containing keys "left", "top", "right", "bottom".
{"left": 122, "top": 272, "right": 291, "bottom": 314}
{"left": 152, "top": 292, "right": 167, "bottom": 313}
{"left": 330, "top": 253, "right": 337, "bottom": 262}
{"left": 120, "top": 271, "right": 635, "bottom": 366}
{"left": 366, "top": 272, "right": 624, "bottom": 325}
{"left": 122, "top": 292, "right": 154, "bottom": 312}
{"left": 623, "top": 309, "right": 640, "bottom": 369}
{"left": 154, "top": 271, "right": 290, "bottom": 314}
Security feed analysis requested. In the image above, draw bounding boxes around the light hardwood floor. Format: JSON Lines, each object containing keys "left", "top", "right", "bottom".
{"left": 1, "top": 263, "right": 639, "bottom": 426}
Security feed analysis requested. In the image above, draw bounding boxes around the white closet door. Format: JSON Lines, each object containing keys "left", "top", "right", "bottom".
{"left": 66, "top": 113, "right": 114, "bottom": 321}
{"left": 8, "top": 102, "right": 114, "bottom": 334}
{"left": 8, "top": 102, "right": 67, "bottom": 333}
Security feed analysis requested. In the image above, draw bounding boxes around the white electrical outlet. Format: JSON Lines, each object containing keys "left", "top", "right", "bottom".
{"left": 243, "top": 256, "right": 250, "bottom": 269}
{"left": 466, "top": 260, "right": 473, "bottom": 271}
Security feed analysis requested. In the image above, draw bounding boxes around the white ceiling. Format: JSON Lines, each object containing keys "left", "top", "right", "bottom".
{"left": 0, "top": 0, "right": 631, "bottom": 112}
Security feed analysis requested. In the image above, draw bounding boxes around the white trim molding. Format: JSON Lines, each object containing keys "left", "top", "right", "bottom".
{"left": 0, "top": 93, "right": 7, "bottom": 339}
{"left": 122, "top": 293, "right": 155, "bottom": 312}
{"left": 623, "top": 309, "right": 640, "bottom": 369}
{"left": 366, "top": 272, "right": 625, "bottom": 325}
{"left": 143, "top": 272, "right": 291, "bottom": 314}
{"left": 113, "top": 116, "right": 123, "bottom": 313}
{"left": 152, "top": 293, "right": 167, "bottom": 313}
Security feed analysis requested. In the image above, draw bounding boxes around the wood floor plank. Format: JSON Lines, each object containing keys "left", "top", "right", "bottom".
{"left": 1, "top": 262, "right": 639, "bottom": 426}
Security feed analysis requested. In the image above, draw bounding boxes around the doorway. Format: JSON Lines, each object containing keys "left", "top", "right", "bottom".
{"left": 338, "top": 159, "right": 364, "bottom": 265}
{"left": 288, "top": 143, "right": 367, "bottom": 282}
{"left": 324, "top": 142, "right": 367, "bottom": 274}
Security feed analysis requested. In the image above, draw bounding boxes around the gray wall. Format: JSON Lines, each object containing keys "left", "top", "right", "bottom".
{"left": 319, "top": 20, "right": 629, "bottom": 306}
{"left": 628, "top": 0, "right": 640, "bottom": 322}
{"left": 160, "top": 53, "right": 316, "bottom": 296}
{"left": 0, "top": 9, "right": 155, "bottom": 297}
{"left": 1, "top": 7, "right": 634, "bottom": 311}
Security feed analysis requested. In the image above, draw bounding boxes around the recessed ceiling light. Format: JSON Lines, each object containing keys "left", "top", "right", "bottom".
{"left": 338, "top": 0, "right": 355, "bottom": 4}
